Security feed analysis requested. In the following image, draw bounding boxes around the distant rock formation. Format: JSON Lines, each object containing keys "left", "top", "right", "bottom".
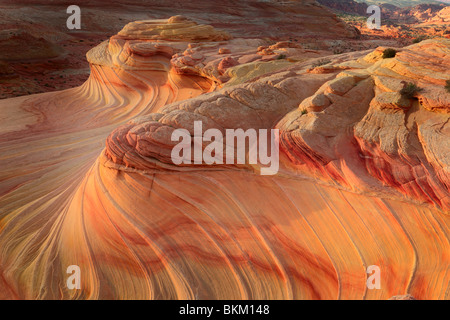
{"left": 382, "top": 3, "right": 448, "bottom": 24}
{"left": 323, "top": 1, "right": 450, "bottom": 41}
{"left": 424, "top": 5, "right": 450, "bottom": 23}
{"left": 317, "top": 0, "right": 368, "bottom": 15}
{"left": 356, "top": 0, "right": 446, "bottom": 7}
{"left": 0, "top": 0, "right": 361, "bottom": 99}
{"left": 0, "top": 29, "right": 61, "bottom": 61}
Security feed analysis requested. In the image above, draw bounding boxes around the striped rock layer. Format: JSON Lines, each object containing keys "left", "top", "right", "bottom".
{"left": 0, "top": 18, "right": 448, "bottom": 299}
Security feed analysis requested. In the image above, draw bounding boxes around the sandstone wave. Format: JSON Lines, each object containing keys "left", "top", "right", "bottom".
{"left": 0, "top": 16, "right": 448, "bottom": 300}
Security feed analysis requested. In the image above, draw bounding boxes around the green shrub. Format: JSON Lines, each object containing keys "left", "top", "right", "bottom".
{"left": 400, "top": 82, "right": 423, "bottom": 99}
{"left": 277, "top": 54, "right": 287, "bottom": 60}
{"left": 412, "top": 35, "right": 427, "bottom": 44}
{"left": 445, "top": 80, "right": 450, "bottom": 93}
{"left": 301, "top": 109, "right": 308, "bottom": 115}
{"left": 312, "top": 59, "right": 331, "bottom": 68}
{"left": 382, "top": 48, "right": 397, "bottom": 59}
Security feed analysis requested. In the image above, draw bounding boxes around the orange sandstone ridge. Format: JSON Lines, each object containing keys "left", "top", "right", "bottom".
{"left": 0, "top": 16, "right": 448, "bottom": 300}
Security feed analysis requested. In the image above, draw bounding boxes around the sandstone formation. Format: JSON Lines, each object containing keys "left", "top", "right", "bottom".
{"left": 424, "top": 5, "right": 450, "bottom": 23}
{"left": 0, "top": 15, "right": 448, "bottom": 300}
{"left": 0, "top": 0, "right": 360, "bottom": 99}
{"left": 323, "top": 1, "right": 450, "bottom": 41}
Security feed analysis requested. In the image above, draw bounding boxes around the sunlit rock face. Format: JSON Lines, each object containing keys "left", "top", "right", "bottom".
{"left": 0, "top": 16, "right": 449, "bottom": 300}
{"left": 279, "top": 39, "right": 450, "bottom": 211}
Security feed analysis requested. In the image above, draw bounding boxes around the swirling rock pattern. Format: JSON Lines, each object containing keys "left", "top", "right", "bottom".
{"left": 0, "top": 17, "right": 448, "bottom": 300}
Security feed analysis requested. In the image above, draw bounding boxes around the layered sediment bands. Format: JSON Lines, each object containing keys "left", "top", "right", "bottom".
{"left": 0, "top": 18, "right": 221, "bottom": 299}
{"left": 8, "top": 164, "right": 448, "bottom": 299}
{"left": 279, "top": 39, "right": 450, "bottom": 211}
{"left": 103, "top": 71, "right": 336, "bottom": 171}
{"left": 0, "top": 17, "right": 449, "bottom": 300}
{"left": 117, "top": 16, "right": 232, "bottom": 42}
{"left": 88, "top": 16, "right": 322, "bottom": 86}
